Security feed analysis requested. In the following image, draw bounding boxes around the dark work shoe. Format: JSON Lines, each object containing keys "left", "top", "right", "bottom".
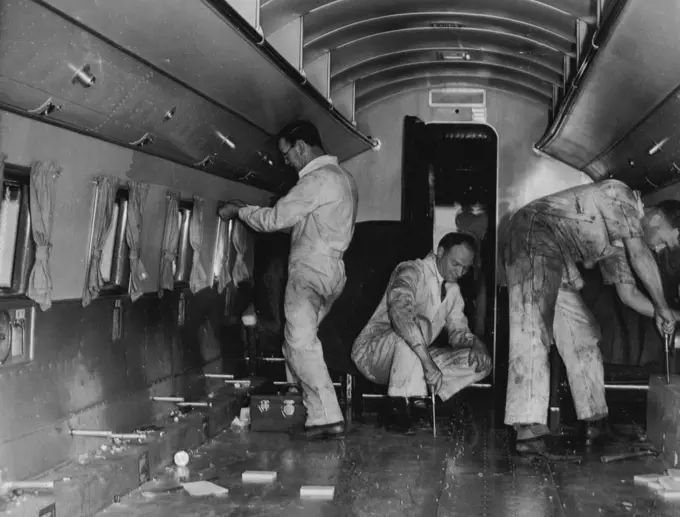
{"left": 384, "top": 397, "right": 417, "bottom": 436}
{"left": 298, "top": 421, "right": 346, "bottom": 441}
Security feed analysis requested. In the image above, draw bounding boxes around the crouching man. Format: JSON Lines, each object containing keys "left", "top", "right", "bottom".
{"left": 351, "top": 232, "right": 492, "bottom": 434}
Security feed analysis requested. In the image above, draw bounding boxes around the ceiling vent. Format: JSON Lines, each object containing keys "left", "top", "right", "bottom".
{"left": 438, "top": 51, "right": 471, "bottom": 61}
{"left": 430, "top": 22, "right": 466, "bottom": 29}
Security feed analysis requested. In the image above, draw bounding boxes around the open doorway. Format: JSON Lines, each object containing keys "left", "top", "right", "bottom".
{"left": 401, "top": 116, "right": 499, "bottom": 381}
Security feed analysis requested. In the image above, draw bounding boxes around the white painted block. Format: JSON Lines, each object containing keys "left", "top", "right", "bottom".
{"left": 241, "top": 471, "right": 277, "bottom": 483}
{"left": 634, "top": 473, "right": 660, "bottom": 485}
{"left": 300, "top": 486, "right": 335, "bottom": 499}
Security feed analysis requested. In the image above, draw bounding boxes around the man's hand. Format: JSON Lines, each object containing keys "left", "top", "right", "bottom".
{"left": 655, "top": 307, "right": 676, "bottom": 338}
{"left": 468, "top": 342, "right": 491, "bottom": 373}
{"left": 218, "top": 200, "right": 246, "bottom": 220}
{"left": 423, "top": 360, "right": 443, "bottom": 395}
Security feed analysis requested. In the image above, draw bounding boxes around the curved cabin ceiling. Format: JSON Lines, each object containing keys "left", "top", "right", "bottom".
{"left": 261, "top": 0, "right": 585, "bottom": 111}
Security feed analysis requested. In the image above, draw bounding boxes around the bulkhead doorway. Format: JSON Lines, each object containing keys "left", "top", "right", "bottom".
{"left": 401, "top": 116, "right": 499, "bottom": 383}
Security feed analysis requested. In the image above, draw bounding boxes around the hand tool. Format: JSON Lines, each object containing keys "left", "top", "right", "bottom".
{"left": 665, "top": 332, "right": 673, "bottom": 384}
{"left": 600, "top": 448, "right": 659, "bottom": 463}
{"left": 430, "top": 387, "right": 437, "bottom": 438}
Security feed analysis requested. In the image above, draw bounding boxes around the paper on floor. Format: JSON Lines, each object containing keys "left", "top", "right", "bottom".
{"left": 181, "top": 481, "right": 229, "bottom": 496}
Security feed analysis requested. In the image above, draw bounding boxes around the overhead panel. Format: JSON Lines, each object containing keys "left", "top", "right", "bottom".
{"left": 536, "top": 0, "right": 680, "bottom": 175}
{"left": 0, "top": 0, "right": 288, "bottom": 192}
{"left": 7, "top": 0, "right": 374, "bottom": 191}
{"left": 267, "top": 17, "right": 304, "bottom": 72}
{"left": 331, "top": 82, "right": 356, "bottom": 125}
{"left": 303, "top": 52, "right": 331, "bottom": 100}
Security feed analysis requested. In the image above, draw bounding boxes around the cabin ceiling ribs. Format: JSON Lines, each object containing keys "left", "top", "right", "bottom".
{"left": 260, "top": 0, "right": 597, "bottom": 111}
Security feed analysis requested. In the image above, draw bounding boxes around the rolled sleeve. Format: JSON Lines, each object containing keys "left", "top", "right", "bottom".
{"left": 238, "top": 173, "right": 323, "bottom": 233}
{"left": 598, "top": 180, "right": 644, "bottom": 243}
{"left": 386, "top": 262, "right": 427, "bottom": 348}
{"left": 599, "top": 248, "right": 636, "bottom": 286}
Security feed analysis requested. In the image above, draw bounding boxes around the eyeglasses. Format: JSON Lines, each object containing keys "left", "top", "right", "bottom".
{"left": 281, "top": 146, "right": 294, "bottom": 165}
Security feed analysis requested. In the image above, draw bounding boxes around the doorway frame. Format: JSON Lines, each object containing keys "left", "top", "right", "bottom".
{"left": 427, "top": 120, "right": 501, "bottom": 391}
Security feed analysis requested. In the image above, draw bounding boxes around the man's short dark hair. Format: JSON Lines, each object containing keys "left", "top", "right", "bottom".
{"left": 437, "top": 232, "right": 477, "bottom": 255}
{"left": 277, "top": 120, "right": 325, "bottom": 151}
{"left": 656, "top": 199, "right": 680, "bottom": 230}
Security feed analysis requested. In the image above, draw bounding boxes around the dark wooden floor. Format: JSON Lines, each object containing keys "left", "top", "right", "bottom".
{"left": 94, "top": 391, "right": 680, "bottom": 517}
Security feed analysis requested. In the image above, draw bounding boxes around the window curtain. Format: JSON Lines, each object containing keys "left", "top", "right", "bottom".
{"left": 0, "top": 153, "right": 6, "bottom": 212}
{"left": 26, "top": 160, "right": 61, "bottom": 311}
{"left": 216, "top": 219, "right": 232, "bottom": 294}
{"left": 82, "top": 176, "right": 118, "bottom": 307}
{"left": 189, "top": 195, "right": 208, "bottom": 293}
{"left": 232, "top": 220, "right": 253, "bottom": 286}
{"left": 158, "top": 192, "right": 179, "bottom": 297}
{"left": 126, "top": 180, "right": 150, "bottom": 302}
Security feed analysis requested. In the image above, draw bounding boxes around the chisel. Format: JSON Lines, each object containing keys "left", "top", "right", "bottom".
{"left": 665, "top": 332, "right": 672, "bottom": 384}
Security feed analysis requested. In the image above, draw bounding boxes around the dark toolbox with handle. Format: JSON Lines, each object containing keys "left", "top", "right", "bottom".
{"left": 250, "top": 391, "right": 306, "bottom": 432}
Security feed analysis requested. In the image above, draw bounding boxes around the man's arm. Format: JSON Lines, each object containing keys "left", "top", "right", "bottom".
{"left": 386, "top": 263, "right": 440, "bottom": 373}
{"left": 615, "top": 283, "right": 655, "bottom": 318}
{"left": 237, "top": 174, "right": 322, "bottom": 233}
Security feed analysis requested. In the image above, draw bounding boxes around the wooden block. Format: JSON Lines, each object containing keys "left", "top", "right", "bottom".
{"left": 241, "top": 471, "right": 277, "bottom": 483}
{"left": 634, "top": 473, "right": 660, "bottom": 485}
{"left": 300, "top": 486, "right": 335, "bottom": 499}
{"left": 646, "top": 375, "right": 680, "bottom": 466}
{"left": 659, "top": 489, "right": 680, "bottom": 500}
{"left": 659, "top": 476, "right": 680, "bottom": 491}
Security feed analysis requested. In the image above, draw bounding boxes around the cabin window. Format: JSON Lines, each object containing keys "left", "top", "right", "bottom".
{"left": 173, "top": 199, "right": 194, "bottom": 287}
{"left": 98, "top": 187, "right": 131, "bottom": 294}
{"left": 0, "top": 165, "right": 34, "bottom": 298}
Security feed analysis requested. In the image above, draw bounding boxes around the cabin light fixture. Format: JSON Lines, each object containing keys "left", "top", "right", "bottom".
{"left": 27, "top": 97, "right": 63, "bottom": 118}
{"left": 648, "top": 137, "right": 669, "bottom": 155}
{"left": 69, "top": 63, "right": 96, "bottom": 88}
{"left": 163, "top": 107, "right": 176, "bottom": 122}
{"left": 215, "top": 130, "right": 236, "bottom": 149}
{"left": 129, "top": 133, "right": 155, "bottom": 147}
{"left": 439, "top": 51, "right": 471, "bottom": 61}
{"left": 257, "top": 151, "right": 274, "bottom": 167}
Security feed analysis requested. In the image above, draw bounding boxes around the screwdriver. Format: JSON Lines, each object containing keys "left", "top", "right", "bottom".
{"left": 665, "top": 332, "right": 673, "bottom": 384}
{"left": 429, "top": 385, "right": 437, "bottom": 438}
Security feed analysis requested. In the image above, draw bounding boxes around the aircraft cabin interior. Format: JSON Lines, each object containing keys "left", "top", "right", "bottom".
{"left": 2, "top": 0, "right": 680, "bottom": 515}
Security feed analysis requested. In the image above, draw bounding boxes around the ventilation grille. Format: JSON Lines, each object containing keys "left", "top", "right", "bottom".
{"left": 429, "top": 88, "right": 486, "bottom": 107}
{"left": 430, "top": 22, "right": 466, "bottom": 29}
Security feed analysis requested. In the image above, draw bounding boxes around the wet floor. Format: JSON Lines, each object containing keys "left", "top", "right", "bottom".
{"left": 94, "top": 394, "right": 680, "bottom": 517}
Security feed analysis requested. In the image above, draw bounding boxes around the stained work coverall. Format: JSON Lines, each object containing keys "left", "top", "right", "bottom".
{"left": 351, "top": 253, "right": 491, "bottom": 400}
{"left": 239, "top": 155, "right": 359, "bottom": 427}
{"left": 502, "top": 179, "right": 645, "bottom": 427}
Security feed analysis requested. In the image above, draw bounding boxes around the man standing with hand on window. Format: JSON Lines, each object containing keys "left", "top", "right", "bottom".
{"left": 219, "top": 120, "right": 358, "bottom": 441}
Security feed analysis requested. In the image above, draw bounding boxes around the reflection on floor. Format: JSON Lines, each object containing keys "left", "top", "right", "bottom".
{"left": 94, "top": 391, "right": 680, "bottom": 517}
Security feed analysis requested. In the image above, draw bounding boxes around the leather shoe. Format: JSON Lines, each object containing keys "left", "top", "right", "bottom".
{"left": 300, "top": 421, "right": 346, "bottom": 441}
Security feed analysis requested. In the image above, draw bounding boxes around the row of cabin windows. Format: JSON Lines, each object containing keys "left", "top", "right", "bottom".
{"left": 0, "top": 167, "right": 230, "bottom": 301}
